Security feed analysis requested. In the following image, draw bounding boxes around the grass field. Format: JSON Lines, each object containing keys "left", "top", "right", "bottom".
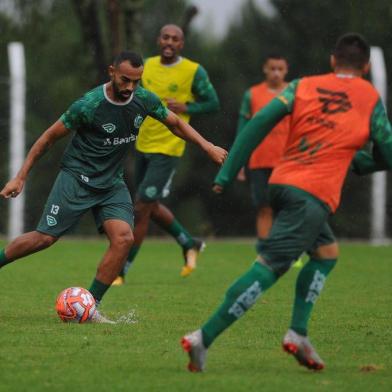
{"left": 0, "top": 239, "right": 391, "bottom": 391}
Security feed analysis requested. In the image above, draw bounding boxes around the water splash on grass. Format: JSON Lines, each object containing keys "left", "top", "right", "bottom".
{"left": 115, "top": 308, "right": 138, "bottom": 324}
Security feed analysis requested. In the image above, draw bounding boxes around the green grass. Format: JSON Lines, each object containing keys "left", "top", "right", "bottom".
{"left": 0, "top": 239, "right": 391, "bottom": 391}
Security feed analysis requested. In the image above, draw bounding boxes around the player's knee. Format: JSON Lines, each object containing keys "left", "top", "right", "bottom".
{"left": 111, "top": 230, "right": 134, "bottom": 251}
{"left": 36, "top": 232, "right": 58, "bottom": 249}
{"left": 312, "top": 242, "right": 339, "bottom": 260}
{"left": 135, "top": 200, "right": 156, "bottom": 218}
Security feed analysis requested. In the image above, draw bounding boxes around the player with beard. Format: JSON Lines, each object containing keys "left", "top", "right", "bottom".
{"left": 0, "top": 51, "right": 227, "bottom": 322}
{"left": 113, "top": 24, "right": 220, "bottom": 284}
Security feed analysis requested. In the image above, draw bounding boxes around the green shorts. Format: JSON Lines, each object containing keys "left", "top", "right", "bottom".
{"left": 256, "top": 185, "right": 336, "bottom": 275}
{"left": 135, "top": 151, "right": 180, "bottom": 202}
{"left": 248, "top": 168, "right": 273, "bottom": 208}
{"left": 36, "top": 170, "right": 134, "bottom": 238}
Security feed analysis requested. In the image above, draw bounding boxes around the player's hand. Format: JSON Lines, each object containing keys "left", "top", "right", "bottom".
{"left": 236, "top": 167, "right": 246, "bottom": 181}
{"left": 212, "top": 184, "right": 224, "bottom": 194}
{"left": 165, "top": 98, "right": 187, "bottom": 114}
{"left": 205, "top": 143, "right": 228, "bottom": 165}
{"left": 0, "top": 177, "right": 24, "bottom": 199}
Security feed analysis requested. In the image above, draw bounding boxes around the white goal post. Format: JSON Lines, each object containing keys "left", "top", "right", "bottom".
{"left": 7, "top": 42, "right": 26, "bottom": 239}
{"left": 370, "top": 46, "right": 388, "bottom": 244}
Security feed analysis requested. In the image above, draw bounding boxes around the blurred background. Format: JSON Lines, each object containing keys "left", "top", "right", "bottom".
{"left": 1, "top": 0, "right": 392, "bottom": 239}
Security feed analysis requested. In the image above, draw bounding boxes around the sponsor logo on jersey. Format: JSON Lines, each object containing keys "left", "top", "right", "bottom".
{"left": 102, "top": 123, "right": 116, "bottom": 133}
{"left": 316, "top": 88, "right": 352, "bottom": 114}
{"left": 46, "top": 215, "right": 57, "bottom": 227}
{"left": 134, "top": 114, "right": 144, "bottom": 129}
{"left": 81, "top": 175, "right": 89, "bottom": 183}
{"left": 103, "top": 134, "right": 137, "bottom": 146}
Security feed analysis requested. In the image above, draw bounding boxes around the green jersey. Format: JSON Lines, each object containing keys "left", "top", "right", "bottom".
{"left": 60, "top": 84, "right": 168, "bottom": 190}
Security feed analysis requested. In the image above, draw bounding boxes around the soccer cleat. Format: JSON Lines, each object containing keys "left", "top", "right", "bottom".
{"left": 181, "top": 329, "right": 207, "bottom": 372}
{"left": 180, "top": 239, "right": 206, "bottom": 277}
{"left": 90, "top": 309, "right": 116, "bottom": 324}
{"left": 111, "top": 276, "right": 125, "bottom": 286}
{"left": 282, "top": 329, "right": 325, "bottom": 370}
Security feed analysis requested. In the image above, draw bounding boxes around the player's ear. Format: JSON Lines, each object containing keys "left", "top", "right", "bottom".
{"left": 108, "top": 65, "right": 115, "bottom": 79}
{"left": 363, "top": 62, "right": 370, "bottom": 75}
{"left": 330, "top": 55, "right": 336, "bottom": 70}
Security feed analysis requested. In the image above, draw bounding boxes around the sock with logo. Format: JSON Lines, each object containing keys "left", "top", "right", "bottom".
{"left": 0, "top": 249, "right": 11, "bottom": 268}
{"left": 120, "top": 245, "right": 140, "bottom": 277}
{"left": 290, "top": 258, "right": 337, "bottom": 336}
{"left": 201, "top": 261, "right": 278, "bottom": 348}
{"left": 88, "top": 278, "right": 111, "bottom": 303}
{"left": 166, "top": 219, "right": 195, "bottom": 250}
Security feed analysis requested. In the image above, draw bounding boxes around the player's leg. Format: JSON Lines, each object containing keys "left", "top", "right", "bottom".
{"left": 256, "top": 206, "right": 273, "bottom": 239}
{"left": 250, "top": 168, "right": 302, "bottom": 268}
{"left": 283, "top": 225, "right": 337, "bottom": 370}
{"left": 151, "top": 202, "right": 205, "bottom": 277}
{"left": 89, "top": 182, "right": 134, "bottom": 302}
{"left": 0, "top": 231, "right": 57, "bottom": 268}
{"left": 249, "top": 168, "right": 273, "bottom": 240}
{"left": 182, "top": 185, "right": 328, "bottom": 371}
{"left": 89, "top": 219, "right": 134, "bottom": 303}
{"left": 0, "top": 170, "right": 86, "bottom": 269}
{"left": 119, "top": 152, "right": 190, "bottom": 280}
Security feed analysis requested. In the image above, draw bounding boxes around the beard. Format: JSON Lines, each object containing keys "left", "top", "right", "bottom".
{"left": 112, "top": 81, "right": 132, "bottom": 101}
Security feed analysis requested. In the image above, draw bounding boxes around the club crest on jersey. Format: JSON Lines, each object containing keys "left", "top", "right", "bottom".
{"left": 134, "top": 114, "right": 144, "bottom": 129}
{"left": 102, "top": 123, "right": 116, "bottom": 133}
{"left": 46, "top": 215, "right": 57, "bottom": 227}
{"left": 168, "top": 83, "right": 178, "bottom": 92}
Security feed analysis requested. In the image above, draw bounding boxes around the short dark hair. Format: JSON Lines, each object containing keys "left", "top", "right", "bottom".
{"left": 333, "top": 33, "right": 370, "bottom": 70}
{"left": 264, "top": 53, "right": 288, "bottom": 64}
{"left": 113, "top": 51, "right": 144, "bottom": 68}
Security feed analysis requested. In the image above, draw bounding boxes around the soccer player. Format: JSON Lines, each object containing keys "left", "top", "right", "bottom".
{"left": 0, "top": 51, "right": 227, "bottom": 323}
{"left": 181, "top": 33, "right": 392, "bottom": 371}
{"left": 236, "top": 54, "right": 289, "bottom": 240}
{"left": 113, "top": 24, "right": 220, "bottom": 284}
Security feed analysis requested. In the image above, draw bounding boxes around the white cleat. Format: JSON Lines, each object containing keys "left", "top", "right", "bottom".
{"left": 90, "top": 309, "right": 116, "bottom": 324}
{"left": 181, "top": 329, "right": 207, "bottom": 372}
{"left": 282, "top": 329, "right": 325, "bottom": 370}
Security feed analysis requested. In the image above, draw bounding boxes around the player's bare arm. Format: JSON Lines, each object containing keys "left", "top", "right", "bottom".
{"left": 0, "top": 120, "right": 70, "bottom": 199}
{"left": 162, "top": 110, "right": 227, "bottom": 165}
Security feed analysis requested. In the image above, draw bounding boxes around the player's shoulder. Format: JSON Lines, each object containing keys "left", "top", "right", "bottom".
{"left": 178, "top": 56, "right": 200, "bottom": 72}
{"left": 143, "top": 56, "right": 160, "bottom": 67}
{"left": 77, "top": 84, "right": 105, "bottom": 108}
{"left": 134, "top": 86, "right": 160, "bottom": 102}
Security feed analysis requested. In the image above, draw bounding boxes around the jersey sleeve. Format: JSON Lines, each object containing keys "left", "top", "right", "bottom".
{"left": 144, "top": 90, "right": 169, "bottom": 121}
{"left": 352, "top": 99, "right": 392, "bottom": 175}
{"left": 60, "top": 98, "right": 86, "bottom": 131}
{"left": 214, "top": 80, "right": 300, "bottom": 188}
{"left": 276, "top": 79, "right": 299, "bottom": 113}
{"left": 186, "top": 65, "right": 220, "bottom": 115}
{"left": 236, "top": 89, "right": 252, "bottom": 135}
{"left": 214, "top": 94, "right": 294, "bottom": 188}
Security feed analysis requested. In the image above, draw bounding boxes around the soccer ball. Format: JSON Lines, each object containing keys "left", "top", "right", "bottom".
{"left": 55, "top": 287, "right": 96, "bottom": 323}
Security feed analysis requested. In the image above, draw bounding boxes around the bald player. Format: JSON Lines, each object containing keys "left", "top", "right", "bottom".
{"left": 113, "top": 24, "right": 220, "bottom": 284}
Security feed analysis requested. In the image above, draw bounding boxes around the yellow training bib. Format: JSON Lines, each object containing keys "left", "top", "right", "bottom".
{"left": 136, "top": 56, "right": 199, "bottom": 157}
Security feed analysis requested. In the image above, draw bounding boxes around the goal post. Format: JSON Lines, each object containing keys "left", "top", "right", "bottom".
{"left": 7, "top": 42, "right": 26, "bottom": 239}
{"left": 369, "top": 46, "right": 388, "bottom": 244}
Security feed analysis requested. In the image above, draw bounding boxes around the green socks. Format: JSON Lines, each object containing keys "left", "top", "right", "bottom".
{"left": 0, "top": 249, "right": 10, "bottom": 268}
{"left": 202, "top": 261, "right": 278, "bottom": 347}
{"left": 166, "top": 219, "right": 195, "bottom": 250}
{"left": 89, "top": 278, "right": 111, "bottom": 304}
{"left": 120, "top": 245, "right": 141, "bottom": 277}
{"left": 290, "top": 258, "right": 337, "bottom": 336}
